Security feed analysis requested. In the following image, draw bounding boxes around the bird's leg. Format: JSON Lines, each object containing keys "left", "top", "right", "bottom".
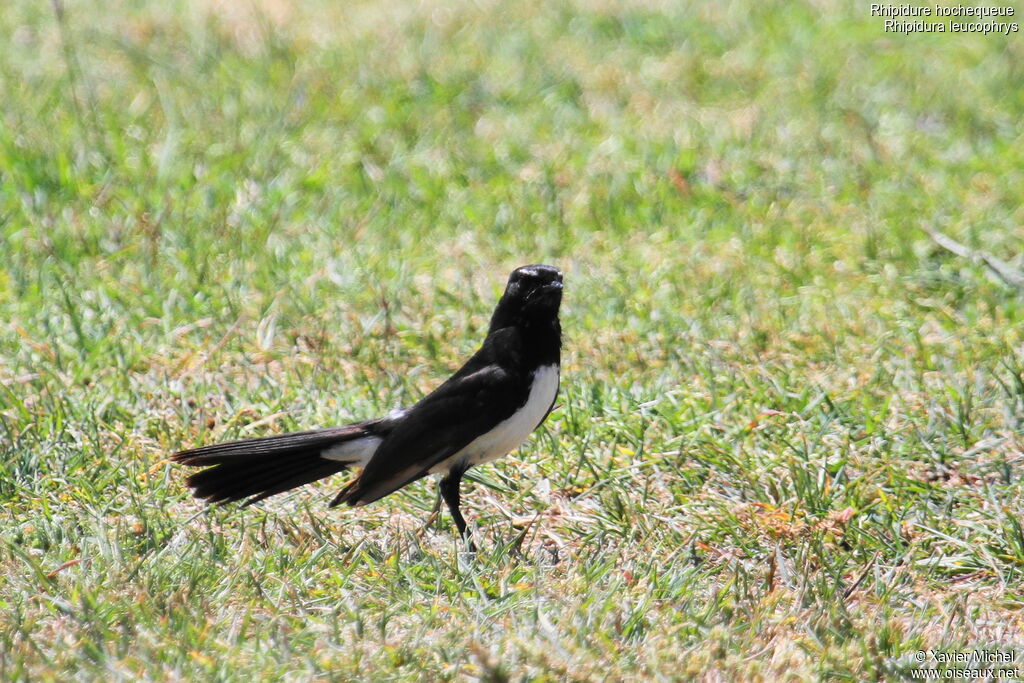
{"left": 417, "top": 486, "right": 443, "bottom": 537}
{"left": 440, "top": 466, "right": 476, "bottom": 552}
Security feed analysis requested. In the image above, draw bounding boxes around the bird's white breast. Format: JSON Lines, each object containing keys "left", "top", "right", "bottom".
{"left": 445, "top": 363, "right": 560, "bottom": 469}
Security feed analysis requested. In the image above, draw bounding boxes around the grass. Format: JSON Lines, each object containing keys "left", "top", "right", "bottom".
{"left": 2, "top": 0, "right": 1024, "bottom": 679}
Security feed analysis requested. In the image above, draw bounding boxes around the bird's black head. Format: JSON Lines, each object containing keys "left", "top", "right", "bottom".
{"left": 488, "top": 264, "right": 563, "bottom": 332}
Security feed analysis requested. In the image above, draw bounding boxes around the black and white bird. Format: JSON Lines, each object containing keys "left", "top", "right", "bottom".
{"left": 170, "top": 264, "right": 563, "bottom": 545}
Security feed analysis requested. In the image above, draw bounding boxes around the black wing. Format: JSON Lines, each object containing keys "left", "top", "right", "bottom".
{"left": 334, "top": 328, "right": 528, "bottom": 507}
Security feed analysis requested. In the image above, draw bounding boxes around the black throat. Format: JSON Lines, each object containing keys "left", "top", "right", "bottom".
{"left": 488, "top": 312, "right": 561, "bottom": 369}
{"left": 523, "top": 315, "right": 561, "bottom": 368}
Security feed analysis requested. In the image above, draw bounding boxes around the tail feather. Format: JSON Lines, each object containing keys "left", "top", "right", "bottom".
{"left": 185, "top": 452, "right": 347, "bottom": 506}
{"left": 239, "top": 460, "right": 353, "bottom": 507}
{"left": 172, "top": 425, "right": 371, "bottom": 465}
{"left": 171, "top": 421, "right": 385, "bottom": 506}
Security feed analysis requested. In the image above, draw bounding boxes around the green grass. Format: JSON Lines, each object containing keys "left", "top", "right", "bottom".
{"left": 2, "top": 0, "right": 1024, "bottom": 679}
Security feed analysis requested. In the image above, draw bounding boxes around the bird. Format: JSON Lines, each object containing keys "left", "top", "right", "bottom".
{"left": 170, "top": 264, "right": 563, "bottom": 546}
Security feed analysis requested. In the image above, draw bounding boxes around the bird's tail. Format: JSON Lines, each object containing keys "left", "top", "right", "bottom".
{"left": 170, "top": 421, "right": 385, "bottom": 507}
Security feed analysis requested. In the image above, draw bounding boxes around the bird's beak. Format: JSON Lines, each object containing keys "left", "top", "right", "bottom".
{"left": 538, "top": 281, "right": 563, "bottom": 300}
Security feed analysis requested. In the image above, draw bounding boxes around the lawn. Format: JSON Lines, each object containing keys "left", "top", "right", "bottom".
{"left": 2, "top": 0, "right": 1023, "bottom": 679}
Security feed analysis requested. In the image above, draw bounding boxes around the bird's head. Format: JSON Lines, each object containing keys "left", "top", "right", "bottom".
{"left": 489, "top": 264, "right": 563, "bottom": 331}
